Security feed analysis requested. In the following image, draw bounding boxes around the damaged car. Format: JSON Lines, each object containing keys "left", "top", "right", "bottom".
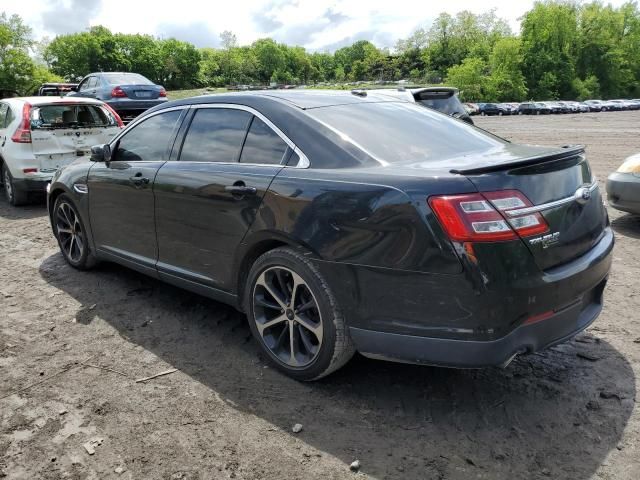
{"left": 0, "top": 96, "right": 123, "bottom": 205}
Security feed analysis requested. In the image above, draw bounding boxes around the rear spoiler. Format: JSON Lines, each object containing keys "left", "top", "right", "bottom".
{"left": 450, "top": 145, "right": 585, "bottom": 175}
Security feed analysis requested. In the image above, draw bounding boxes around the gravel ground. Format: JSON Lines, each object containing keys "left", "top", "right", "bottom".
{"left": 1, "top": 111, "right": 639, "bottom": 480}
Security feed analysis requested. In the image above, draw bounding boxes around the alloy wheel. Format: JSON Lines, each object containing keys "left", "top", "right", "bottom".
{"left": 55, "top": 202, "right": 85, "bottom": 263}
{"left": 252, "top": 266, "right": 323, "bottom": 367}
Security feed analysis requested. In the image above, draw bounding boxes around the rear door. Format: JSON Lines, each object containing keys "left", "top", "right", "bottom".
{"left": 154, "top": 105, "right": 288, "bottom": 291}
{"left": 459, "top": 148, "right": 608, "bottom": 270}
{"left": 30, "top": 103, "right": 121, "bottom": 173}
{"left": 87, "top": 108, "right": 185, "bottom": 274}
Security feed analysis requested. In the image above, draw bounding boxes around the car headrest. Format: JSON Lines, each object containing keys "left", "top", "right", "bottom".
{"left": 62, "top": 110, "right": 75, "bottom": 123}
{"left": 77, "top": 110, "right": 92, "bottom": 124}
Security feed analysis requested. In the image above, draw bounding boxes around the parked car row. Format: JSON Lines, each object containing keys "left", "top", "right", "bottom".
{"left": 464, "top": 99, "right": 640, "bottom": 116}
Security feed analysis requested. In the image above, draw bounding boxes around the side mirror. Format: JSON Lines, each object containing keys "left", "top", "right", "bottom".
{"left": 90, "top": 144, "right": 112, "bottom": 163}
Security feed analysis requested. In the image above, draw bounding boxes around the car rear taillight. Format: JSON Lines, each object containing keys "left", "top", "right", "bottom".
{"left": 429, "top": 190, "right": 549, "bottom": 242}
{"left": 11, "top": 103, "right": 32, "bottom": 143}
{"left": 102, "top": 103, "right": 124, "bottom": 128}
{"left": 159, "top": 87, "right": 167, "bottom": 97}
{"left": 111, "top": 86, "right": 128, "bottom": 98}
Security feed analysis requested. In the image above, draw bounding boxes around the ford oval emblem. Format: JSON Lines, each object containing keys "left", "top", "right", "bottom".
{"left": 574, "top": 186, "right": 591, "bottom": 205}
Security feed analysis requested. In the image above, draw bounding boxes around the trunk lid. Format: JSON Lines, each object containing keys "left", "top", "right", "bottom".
{"left": 455, "top": 145, "right": 608, "bottom": 270}
{"left": 30, "top": 103, "right": 120, "bottom": 173}
{"left": 118, "top": 84, "right": 161, "bottom": 100}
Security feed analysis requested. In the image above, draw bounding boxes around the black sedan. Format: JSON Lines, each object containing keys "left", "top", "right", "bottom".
{"left": 47, "top": 91, "right": 613, "bottom": 380}
{"left": 518, "top": 102, "right": 552, "bottom": 115}
{"left": 479, "top": 103, "right": 510, "bottom": 116}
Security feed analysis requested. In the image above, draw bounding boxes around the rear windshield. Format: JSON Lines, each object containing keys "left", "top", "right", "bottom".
{"left": 102, "top": 73, "right": 153, "bottom": 85}
{"left": 31, "top": 104, "right": 118, "bottom": 129}
{"left": 308, "top": 102, "right": 504, "bottom": 165}
{"left": 415, "top": 91, "right": 466, "bottom": 115}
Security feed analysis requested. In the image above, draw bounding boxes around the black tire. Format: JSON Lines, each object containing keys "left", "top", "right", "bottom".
{"left": 245, "top": 247, "right": 355, "bottom": 381}
{"left": 52, "top": 194, "right": 97, "bottom": 270}
{"left": 2, "top": 164, "right": 29, "bottom": 206}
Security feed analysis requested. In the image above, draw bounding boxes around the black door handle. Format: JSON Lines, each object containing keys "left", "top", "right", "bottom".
{"left": 129, "top": 173, "right": 149, "bottom": 186}
{"left": 225, "top": 184, "right": 257, "bottom": 196}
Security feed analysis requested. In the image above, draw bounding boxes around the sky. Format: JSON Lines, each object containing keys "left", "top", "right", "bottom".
{"left": 3, "top": 0, "right": 629, "bottom": 52}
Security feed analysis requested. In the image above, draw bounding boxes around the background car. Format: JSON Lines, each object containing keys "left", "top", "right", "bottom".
{"left": 478, "top": 103, "right": 510, "bottom": 115}
{"left": 518, "top": 102, "right": 545, "bottom": 115}
{"left": 47, "top": 90, "right": 612, "bottom": 381}
{"left": 607, "top": 153, "right": 640, "bottom": 214}
{"left": 369, "top": 86, "right": 474, "bottom": 124}
{"left": 68, "top": 72, "right": 167, "bottom": 124}
{"left": 0, "top": 96, "right": 122, "bottom": 205}
{"left": 35, "top": 82, "right": 78, "bottom": 96}
{"left": 584, "top": 100, "right": 606, "bottom": 111}
{"left": 463, "top": 102, "right": 480, "bottom": 115}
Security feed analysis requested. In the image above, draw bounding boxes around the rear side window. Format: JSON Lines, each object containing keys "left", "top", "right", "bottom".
{"left": 115, "top": 110, "right": 182, "bottom": 162}
{"left": 180, "top": 108, "right": 251, "bottom": 163}
{"left": 31, "top": 104, "right": 118, "bottom": 129}
{"left": 239, "top": 117, "right": 288, "bottom": 165}
{"left": 308, "top": 102, "right": 504, "bottom": 165}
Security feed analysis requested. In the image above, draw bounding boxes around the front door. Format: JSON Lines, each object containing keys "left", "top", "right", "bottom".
{"left": 87, "top": 108, "right": 185, "bottom": 275}
{"left": 154, "top": 107, "right": 289, "bottom": 291}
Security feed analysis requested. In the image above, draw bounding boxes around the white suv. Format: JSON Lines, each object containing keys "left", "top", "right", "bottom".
{"left": 0, "top": 96, "right": 123, "bottom": 205}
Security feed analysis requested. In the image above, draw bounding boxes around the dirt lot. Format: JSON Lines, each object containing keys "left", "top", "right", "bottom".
{"left": 1, "top": 112, "right": 639, "bottom": 480}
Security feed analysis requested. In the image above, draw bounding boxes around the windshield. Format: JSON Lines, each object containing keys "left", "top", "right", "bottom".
{"left": 308, "top": 102, "right": 504, "bottom": 165}
{"left": 31, "top": 104, "right": 118, "bottom": 129}
{"left": 102, "top": 73, "right": 154, "bottom": 85}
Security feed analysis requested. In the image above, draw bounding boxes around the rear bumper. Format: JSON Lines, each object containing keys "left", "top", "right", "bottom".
{"left": 12, "top": 177, "right": 50, "bottom": 194}
{"left": 607, "top": 172, "right": 640, "bottom": 214}
{"left": 315, "top": 226, "right": 613, "bottom": 368}
{"left": 106, "top": 99, "right": 168, "bottom": 111}
{"left": 351, "top": 279, "right": 605, "bottom": 368}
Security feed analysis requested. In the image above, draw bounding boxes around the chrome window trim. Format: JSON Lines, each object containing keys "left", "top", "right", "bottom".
{"left": 187, "top": 103, "right": 310, "bottom": 168}
{"left": 505, "top": 179, "right": 599, "bottom": 217}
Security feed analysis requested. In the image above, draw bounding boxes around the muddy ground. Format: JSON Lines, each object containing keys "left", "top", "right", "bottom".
{"left": 1, "top": 112, "right": 639, "bottom": 480}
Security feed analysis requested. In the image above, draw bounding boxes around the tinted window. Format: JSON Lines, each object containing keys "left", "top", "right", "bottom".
{"left": 308, "top": 102, "right": 504, "bottom": 165}
{"left": 103, "top": 73, "right": 154, "bottom": 85}
{"left": 180, "top": 108, "right": 251, "bottom": 163}
{"left": 416, "top": 92, "right": 466, "bottom": 115}
{"left": 240, "top": 117, "right": 288, "bottom": 165}
{"left": 115, "top": 110, "right": 182, "bottom": 162}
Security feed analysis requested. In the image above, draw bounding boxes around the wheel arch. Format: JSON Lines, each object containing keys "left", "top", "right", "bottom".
{"left": 234, "top": 232, "right": 320, "bottom": 312}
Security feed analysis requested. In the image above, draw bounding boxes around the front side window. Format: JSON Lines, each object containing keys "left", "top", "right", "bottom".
{"left": 180, "top": 108, "right": 251, "bottom": 163}
{"left": 115, "top": 110, "right": 182, "bottom": 162}
{"left": 239, "top": 117, "right": 288, "bottom": 165}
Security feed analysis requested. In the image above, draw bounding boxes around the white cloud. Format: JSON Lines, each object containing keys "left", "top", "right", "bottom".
{"left": 3, "top": 0, "right": 631, "bottom": 51}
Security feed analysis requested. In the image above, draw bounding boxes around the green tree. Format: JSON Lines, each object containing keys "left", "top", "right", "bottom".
{"left": 486, "top": 37, "right": 528, "bottom": 101}
{"left": 521, "top": 1, "right": 578, "bottom": 99}
{"left": 445, "top": 57, "right": 487, "bottom": 101}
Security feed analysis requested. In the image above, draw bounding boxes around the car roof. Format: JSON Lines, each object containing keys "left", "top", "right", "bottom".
{"left": 2, "top": 96, "right": 105, "bottom": 106}
{"left": 163, "top": 90, "right": 408, "bottom": 110}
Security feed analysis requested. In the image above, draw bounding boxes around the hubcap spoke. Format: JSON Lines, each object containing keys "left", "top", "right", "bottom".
{"left": 256, "top": 273, "right": 287, "bottom": 309}
{"left": 253, "top": 266, "right": 323, "bottom": 368}
{"left": 289, "top": 320, "right": 297, "bottom": 365}
{"left": 256, "top": 313, "right": 288, "bottom": 335}
{"left": 295, "top": 312, "right": 323, "bottom": 344}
